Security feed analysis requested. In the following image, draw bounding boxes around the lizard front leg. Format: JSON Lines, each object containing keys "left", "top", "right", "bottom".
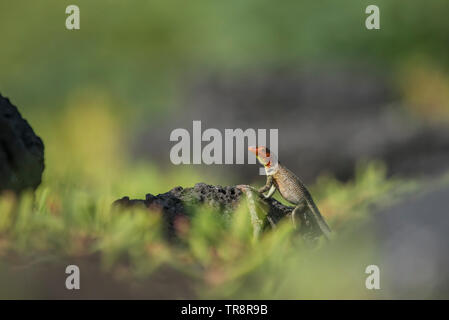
{"left": 263, "top": 185, "right": 276, "bottom": 199}
{"left": 258, "top": 175, "right": 274, "bottom": 199}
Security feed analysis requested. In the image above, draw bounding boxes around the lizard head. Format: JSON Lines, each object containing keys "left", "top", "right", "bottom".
{"left": 248, "top": 146, "right": 274, "bottom": 167}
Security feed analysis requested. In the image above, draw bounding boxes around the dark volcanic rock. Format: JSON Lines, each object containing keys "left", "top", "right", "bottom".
{"left": 0, "top": 94, "right": 45, "bottom": 193}
{"left": 113, "top": 183, "right": 325, "bottom": 241}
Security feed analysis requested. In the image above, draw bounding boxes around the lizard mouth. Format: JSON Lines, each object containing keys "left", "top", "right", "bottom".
{"left": 248, "top": 146, "right": 258, "bottom": 156}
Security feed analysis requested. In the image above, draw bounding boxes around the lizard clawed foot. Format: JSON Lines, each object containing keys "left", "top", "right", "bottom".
{"left": 236, "top": 184, "right": 250, "bottom": 191}
{"left": 291, "top": 206, "right": 305, "bottom": 230}
{"left": 291, "top": 211, "right": 297, "bottom": 229}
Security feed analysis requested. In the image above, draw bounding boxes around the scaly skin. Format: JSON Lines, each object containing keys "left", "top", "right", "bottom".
{"left": 249, "top": 146, "right": 331, "bottom": 239}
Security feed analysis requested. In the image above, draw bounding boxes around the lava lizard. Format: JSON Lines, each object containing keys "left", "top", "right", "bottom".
{"left": 248, "top": 146, "right": 332, "bottom": 239}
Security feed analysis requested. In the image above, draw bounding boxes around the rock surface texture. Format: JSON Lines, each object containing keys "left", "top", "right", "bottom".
{"left": 0, "top": 94, "right": 45, "bottom": 193}
{"left": 114, "top": 183, "right": 326, "bottom": 241}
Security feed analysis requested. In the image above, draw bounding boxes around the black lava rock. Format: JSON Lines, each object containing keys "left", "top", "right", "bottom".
{"left": 0, "top": 94, "right": 45, "bottom": 193}
{"left": 113, "top": 183, "right": 325, "bottom": 241}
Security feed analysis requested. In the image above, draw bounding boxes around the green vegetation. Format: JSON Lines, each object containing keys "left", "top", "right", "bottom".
{"left": 0, "top": 128, "right": 417, "bottom": 298}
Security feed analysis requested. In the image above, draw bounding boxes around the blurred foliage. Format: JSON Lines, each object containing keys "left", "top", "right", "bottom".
{"left": 397, "top": 57, "right": 449, "bottom": 123}
{"left": 0, "top": 150, "right": 417, "bottom": 298}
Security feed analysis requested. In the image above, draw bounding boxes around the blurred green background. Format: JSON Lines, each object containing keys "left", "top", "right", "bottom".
{"left": 1, "top": 0, "right": 449, "bottom": 299}
{"left": 2, "top": 1, "right": 449, "bottom": 187}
